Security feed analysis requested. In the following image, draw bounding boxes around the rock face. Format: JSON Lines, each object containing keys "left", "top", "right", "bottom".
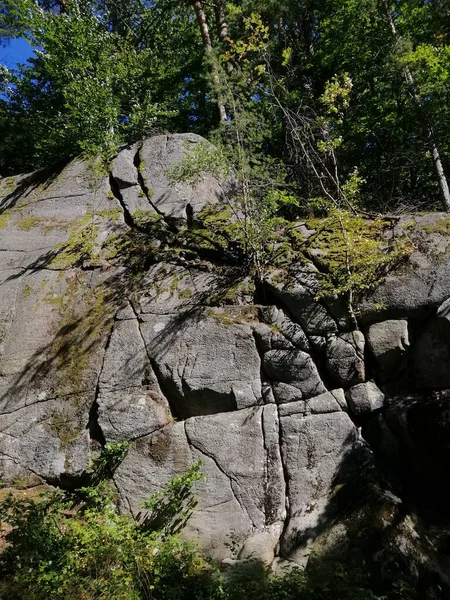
{"left": 366, "top": 319, "right": 409, "bottom": 379}
{"left": 346, "top": 381, "right": 385, "bottom": 416}
{"left": 2, "top": 135, "right": 450, "bottom": 585}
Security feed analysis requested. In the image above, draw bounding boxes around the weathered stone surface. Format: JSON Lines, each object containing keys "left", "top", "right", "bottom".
{"left": 138, "top": 263, "right": 227, "bottom": 316}
{"left": 115, "top": 406, "right": 285, "bottom": 560}
{"left": 367, "top": 319, "right": 409, "bottom": 377}
{"left": 279, "top": 409, "right": 360, "bottom": 560}
{"left": 97, "top": 316, "right": 171, "bottom": 442}
{"left": 259, "top": 306, "right": 310, "bottom": 352}
{"left": 0, "top": 267, "right": 115, "bottom": 482}
{"left": 326, "top": 331, "right": 365, "bottom": 387}
{"left": 111, "top": 134, "right": 225, "bottom": 222}
{"left": 272, "top": 382, "right": 303, "bottom": 405}
{"left": 359, "top": 214, "right": 450, "bottom": 322}
{"left": 140, "top": 134, "right": 223, "bottom": 219}
{"left": 110, "top": 146, "right": 147, "bottom": 216}
{"left": 346, "top": 381, "right": 385, "bottom": 416}
{"left": 437, "top": 297, "right": 450, "bottom": 320}
{"left": 265, "top": 263, "right": 338, "bottom": 337}
{"left": 0, "top": 399, "right": 91, "bottom": 482}
{"left": 4, "top": 138, "right": 450, "bottom": 584}
{"left": 278, "top": 389, "right": 346, "bottom": 417}
{"left": 140, "top": 309, "right": 262, "bottom": 418}
{"left": 238, "top": 523, "right": 284, "bottom": 564}
{"left": 263, "top": 349, "right": 326, "bottom": 399}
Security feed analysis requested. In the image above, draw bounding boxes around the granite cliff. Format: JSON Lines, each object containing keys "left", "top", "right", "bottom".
{"left": 1, "top": 134, "right": 450, "bottom": 589}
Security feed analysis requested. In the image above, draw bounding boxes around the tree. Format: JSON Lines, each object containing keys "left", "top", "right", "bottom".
{"left": 1, "top": 0, "right": 450, "bottom": 217}
{"left": 0, "top": 0, "right": 204, "bottom": 173}
{"left": 190, "top": 0, "right": 228, "bottom": 121}
{"left": 380, "top": 0, "right": 450, "bottom": 212}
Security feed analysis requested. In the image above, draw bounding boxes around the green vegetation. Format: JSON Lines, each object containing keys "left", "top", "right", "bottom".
{"left": 0, "top": 450, "right": 215, "bottom": 600}
{"left": 0, "top": 451, "right": 436, "bottom": 600}
{"left": 21, "top": 284, "right": 32, "bottom": 299}
{"left": 0, "top": 210, "right": 11, "bottom": 229}
{"left": 0, "top": 0, "right": 449, "bottom": 213}
{"left": 51, "top": 219, "right": 99, "bottom": 269}
{"left": 423, "top": 216, "right": 450, "bottom": 235}
{"left": 207, "top": 305, "right": 259, "bottom": 325}
{"left": 302, "top": 209, "right": 414, "bottom": 320}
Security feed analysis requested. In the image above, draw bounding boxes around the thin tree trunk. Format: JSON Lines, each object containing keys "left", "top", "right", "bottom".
{"left": 381, "top": 0, "right": 450, "bottom": 211}
{"left": 213, "top": 0, "right": 228, "bottom": 44}
{"left": 213, "top": 0, "right": 233, "bottom": 74}
{"left": 191, "top": 0, "right": 227, "bottom": 121}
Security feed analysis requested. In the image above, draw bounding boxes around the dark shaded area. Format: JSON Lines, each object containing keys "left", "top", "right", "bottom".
{"left": 277, "top": 431, "right": 450, "bottom": 597}
{"left": 0, "top": 162, "right": 68, "bottom": 213}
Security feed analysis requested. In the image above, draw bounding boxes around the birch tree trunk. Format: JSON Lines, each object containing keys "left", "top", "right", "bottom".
{"left": 191, "top": 0, "right": 228, "bottom": 121}
{"left": 213, "top": 0, "right": 233, "bottom": 75}
{"left": 381, "top": 0, "right": 450, "bottom": 212}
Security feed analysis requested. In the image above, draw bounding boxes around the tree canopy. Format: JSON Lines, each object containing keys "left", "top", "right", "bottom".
{"left": 1, "top": 0, "right": 450, "bottom": 212}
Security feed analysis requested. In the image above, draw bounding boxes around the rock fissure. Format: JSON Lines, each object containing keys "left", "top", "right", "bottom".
{"left": 88, "top": 310, "right": 118, "bottom": 447}
{"left": 133, "top": 146, "right": 176, "bottom": 232}
{"left": 275, "top": 404, "right": 291, "bottom": 558}
{"left": 127, "top": 300, "right": 181, "bottom": 421}
{"left": 108, "top": 171, "right": 139, "bottom": 230}
{"left": 256, "top": 293, "right": 337, "bottom": 394}
{"left": 184, "top": 424, "right": 259, "bottom": 529}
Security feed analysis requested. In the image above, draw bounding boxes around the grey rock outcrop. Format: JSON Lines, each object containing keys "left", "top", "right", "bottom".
{"left": 110, "top": 134, "right": 223, "bottom": 222}
{"left": 264, "top": 263, "right": 338, "bottom": 338}
{"left": 2, "top": 136, "right": 450, "bottom": 586}
{"left": 367, "top": 319, "right": 409, "bottom": 378}
{"left": 359, "top": 213, "right": 450, "bottom": 322}
{"left": 326, "top": 331, "right": 365, "bottom": 387}
{"left": 345, "top": 381, "right": 385, "bottom": 416}
{"left": 263, "top": 349, "right": 326, "bottom": 399}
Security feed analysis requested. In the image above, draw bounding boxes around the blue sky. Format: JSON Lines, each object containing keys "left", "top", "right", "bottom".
{"left": 0, "top": 38, "right": 34, "bottom": 69}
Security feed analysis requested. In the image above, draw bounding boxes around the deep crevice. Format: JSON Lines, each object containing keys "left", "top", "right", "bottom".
{"left": 261, "top": 405, "right": 287, "bottom": 536}
{"left": 127, "top": 299, "right": 183, "bottom": 422}
{"left": 88, "top": 396, "right": 106, "bottom": 447}
{"left": 133, "top": 146, "right": 178, "bottom": 233}
{"left": 108, "top": 171, "right": 139, "bottom": 230}
{"left": 88, "top": 311, "right": 117, "bottom": 447}
{"left": 275, "top": 404, "right": 291, "bottom": 558}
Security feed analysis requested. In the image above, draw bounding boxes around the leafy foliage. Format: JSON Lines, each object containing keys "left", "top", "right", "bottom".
{"left": 304, "top": 210, "right": 414, "bottom": 302}
{"left": 0, "top": 446, "right": 440, "bottom": 600}
{"left": 0, "top": 455, "right": 213, "bottom": 600}
{"left": 142, "top": 461, "right": 204, "bottom": 536}
{"left": 0, "top": 0, "right": 203, "bottom": 172}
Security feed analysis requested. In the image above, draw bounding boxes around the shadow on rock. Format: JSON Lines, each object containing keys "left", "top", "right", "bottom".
{"left": 0, "top": 162, "right": 68, "bottom": 213}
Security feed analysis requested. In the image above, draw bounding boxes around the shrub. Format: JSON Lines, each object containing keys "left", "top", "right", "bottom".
{"left": 0, "top": 454, "right": 216, "bottom": 600}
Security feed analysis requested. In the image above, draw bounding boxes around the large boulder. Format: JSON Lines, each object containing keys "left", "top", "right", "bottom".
{"left": 264, "top": 263, "right": 338, "bottom": 338}
{"left": 359, "top": 214, "right": 450, "bottom": 322}
{"left": 263, "top": 349, "right": 326, "bottom": 399}
{"left": 325, "top": 331, "right": 365, "bottom": 387}
{"left": 366, "top": 319, "right": 409, "bottom": 379}
{"left": 111, "top": 134, "right": 224, "bottom": 222}
{"left": 140, "top": 307, "right": 263, "bottom": 418}
{"left": 345, "top": 381, "right": 385, "bottom": 417}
